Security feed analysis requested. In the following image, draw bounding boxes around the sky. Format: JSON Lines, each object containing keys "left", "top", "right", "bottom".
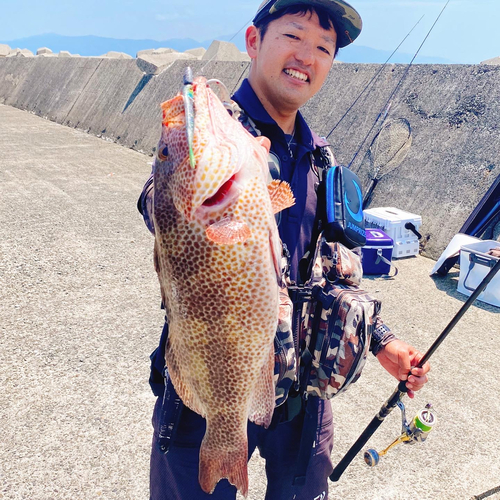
{"left": 0, "top": 0, "right": 499, "bottom": 64}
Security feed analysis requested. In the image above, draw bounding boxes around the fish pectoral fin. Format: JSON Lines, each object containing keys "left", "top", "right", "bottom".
{"left": 205, "top": 217, "right": 252, "bottom": 245}
{"left": 165, "top": 342, "right": 205, "bottom": 417}
{"left": 267, "top": 180, "right": 295, "bottom": 214}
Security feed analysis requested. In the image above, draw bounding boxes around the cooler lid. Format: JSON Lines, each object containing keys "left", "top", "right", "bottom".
{"left": 365, "top": 228, "right": 394, "bottom": 245}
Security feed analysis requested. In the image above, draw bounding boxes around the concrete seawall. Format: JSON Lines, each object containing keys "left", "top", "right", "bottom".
{"left": 1, "top": 57, "right": 499, "bottom": 259}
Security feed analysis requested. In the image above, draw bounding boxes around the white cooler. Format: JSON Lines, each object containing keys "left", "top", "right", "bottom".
{"left": 457, "top": 240, "right": 500, "bottom": 308}
{"left": 363, "top": 207, "right": 422, "bottom": 259}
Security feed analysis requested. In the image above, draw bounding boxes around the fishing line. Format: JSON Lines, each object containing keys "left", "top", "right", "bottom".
{"left": 325, "top": 15, "right": 425, "bottom": 141}
{"left": 348, "top": 0, "right": 451, "bottom": 170}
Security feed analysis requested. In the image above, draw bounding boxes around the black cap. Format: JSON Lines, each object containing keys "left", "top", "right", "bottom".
{"left": 253, "top": 0, "right": 362, "bottom": 48}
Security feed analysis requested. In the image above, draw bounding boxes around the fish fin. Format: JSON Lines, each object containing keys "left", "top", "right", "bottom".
{"left": 248, "top": 346, "right": 275, "bottom": 429}
{"left": 267, "top": 180, "right": 295, "bottom": 214}
{"left": 206, "top": 217, "right": 252, "bottom": 245}
{"left": 199, "top": 423, "right": 249, "bottom": 497}
{"left": 256, "top": 135, "right": 271, "bottom": 153}
{"left": 153, "top": 241, "right": 161, "bottom": 274}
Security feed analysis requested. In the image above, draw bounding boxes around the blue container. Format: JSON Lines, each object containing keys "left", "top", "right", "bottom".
{"left": 362, "top": 229, "right": 394, "bottom": 275}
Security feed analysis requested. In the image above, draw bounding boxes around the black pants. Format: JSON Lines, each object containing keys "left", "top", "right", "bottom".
{"left": 150, "top": 397, "right": 334, "bottom": 500}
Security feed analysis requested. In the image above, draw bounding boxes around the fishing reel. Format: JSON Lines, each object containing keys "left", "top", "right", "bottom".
{"left": 364, "top": 402, "right": 436, "bottom": 467}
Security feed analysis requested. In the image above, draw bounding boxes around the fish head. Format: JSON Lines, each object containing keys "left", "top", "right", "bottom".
{"left": 157, "top": 75, "right": 270, "bottom": 223}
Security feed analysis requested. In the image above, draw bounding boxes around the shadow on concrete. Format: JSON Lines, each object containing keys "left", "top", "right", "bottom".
{"left": 123, "top": 74, "right": 153, "bottom": 112}
{"left": 363, "top": 266, "right": 499, "bottom": 314}
{"left": 430, "top": 271, "right": 499, "bottom": 314}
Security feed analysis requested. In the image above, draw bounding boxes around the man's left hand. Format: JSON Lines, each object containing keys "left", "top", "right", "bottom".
{"left": 375, "top": 340, "right": 430, "bottom": 399}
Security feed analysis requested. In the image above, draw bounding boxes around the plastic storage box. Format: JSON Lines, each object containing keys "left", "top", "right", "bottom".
{"left": 457, "top": 240, "right": 500, "bottom": 308}
{"left": 363, "top": 207, "right": 422, "bottom": 259}
{"left": 362, "top": 229, "right": 394, "bottom": 275}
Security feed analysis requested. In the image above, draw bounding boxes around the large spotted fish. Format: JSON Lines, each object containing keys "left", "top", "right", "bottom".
{"left": 152, "top": 72, "right": 295, "bottom": 496}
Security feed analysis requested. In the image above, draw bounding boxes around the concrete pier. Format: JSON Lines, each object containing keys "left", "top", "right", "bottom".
{"left": 1, "top": 104, "right": 499, "bottom": 499}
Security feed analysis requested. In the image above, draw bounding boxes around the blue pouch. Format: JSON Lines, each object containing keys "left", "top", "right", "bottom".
{"left": 324, "top": 166, "right": 366, "bottom": 248}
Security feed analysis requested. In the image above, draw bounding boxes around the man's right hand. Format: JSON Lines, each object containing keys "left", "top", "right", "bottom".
{"left": 488, "top": 247, "right": 500, "bottom": 258}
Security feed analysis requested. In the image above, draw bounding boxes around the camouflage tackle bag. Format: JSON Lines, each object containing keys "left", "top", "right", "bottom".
{"left": 273, "top": 288, "right": 297, "bottom": 407}
{"left": 297, "top": 234, "right": 381, "bottom": 399}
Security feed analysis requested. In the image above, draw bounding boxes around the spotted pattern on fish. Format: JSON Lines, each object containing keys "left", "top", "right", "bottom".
{"left": 152, "top": 76, "right": 294, "bottom": 496}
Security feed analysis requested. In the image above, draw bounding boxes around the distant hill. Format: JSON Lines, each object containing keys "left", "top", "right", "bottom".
{"left": 1, "top": 32, "right": 456, "bottom": 64}
{"left": 0, "top": 33, "right": 205, "bottom": 57}
{"left": 214, "top": 31, "right": 456, "bottom": 64}
{"left": 338, "top": 44, "right": 455, "bottom": 64}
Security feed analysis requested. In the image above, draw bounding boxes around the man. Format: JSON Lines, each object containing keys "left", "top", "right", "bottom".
{"left": 138, "top": 1, "right": 430, "bottom": 498}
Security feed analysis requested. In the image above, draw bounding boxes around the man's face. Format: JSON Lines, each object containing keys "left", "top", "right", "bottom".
{"left": 247, "top": 11, "right": 337, "bottom": 116}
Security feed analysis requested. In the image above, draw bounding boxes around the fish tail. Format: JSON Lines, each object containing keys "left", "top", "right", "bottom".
{"left": 198, "top": 427, "right": 249, "bottom": 497}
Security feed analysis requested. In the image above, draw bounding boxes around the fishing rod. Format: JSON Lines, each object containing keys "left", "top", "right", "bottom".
{"left": 325, "top": 15, "right": 424, "bottom": 141}
{"left": 330, "top": 255, "right": 500, "bottom": 482}
{"left": 347, "top": 0, "right": 451, "bottom": 171}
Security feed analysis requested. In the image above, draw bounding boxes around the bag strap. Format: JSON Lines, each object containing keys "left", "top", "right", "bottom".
{"left": 298, "top": 148, "right": 336, "bottom": 284}
{"left": 310, "top": 144, "right": 336, "bottom": 182}
{"left": 375, "top": 249, "right": 399, "bottom": 279}
{"left": 237, "top": 107, "right": 262, "bottom": 137}
{"left": 293, "top": 397, "right": 320, "bottom": 486}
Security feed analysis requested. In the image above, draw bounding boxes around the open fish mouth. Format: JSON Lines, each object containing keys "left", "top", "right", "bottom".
{"left": 197, "top": 171, "right": 242, "bottom": 216}
{"left": 202, "top": 175, "right": 237, "bottom": 207}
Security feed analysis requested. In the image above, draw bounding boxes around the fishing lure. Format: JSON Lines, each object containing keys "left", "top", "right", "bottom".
{"left": 183, "top": 67, "right": 196, "bottom": 169}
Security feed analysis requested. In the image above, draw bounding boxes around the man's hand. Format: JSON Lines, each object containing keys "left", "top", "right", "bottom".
{"left": 375, "top": 340, "right": 430, "bottom": 399}
{"left": 488, "top": 247, "right": 500, "bottom": 258}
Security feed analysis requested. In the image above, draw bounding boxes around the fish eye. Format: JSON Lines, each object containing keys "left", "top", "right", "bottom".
{"left": 158, "top": 145, "right": 169, "bottom": 161}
